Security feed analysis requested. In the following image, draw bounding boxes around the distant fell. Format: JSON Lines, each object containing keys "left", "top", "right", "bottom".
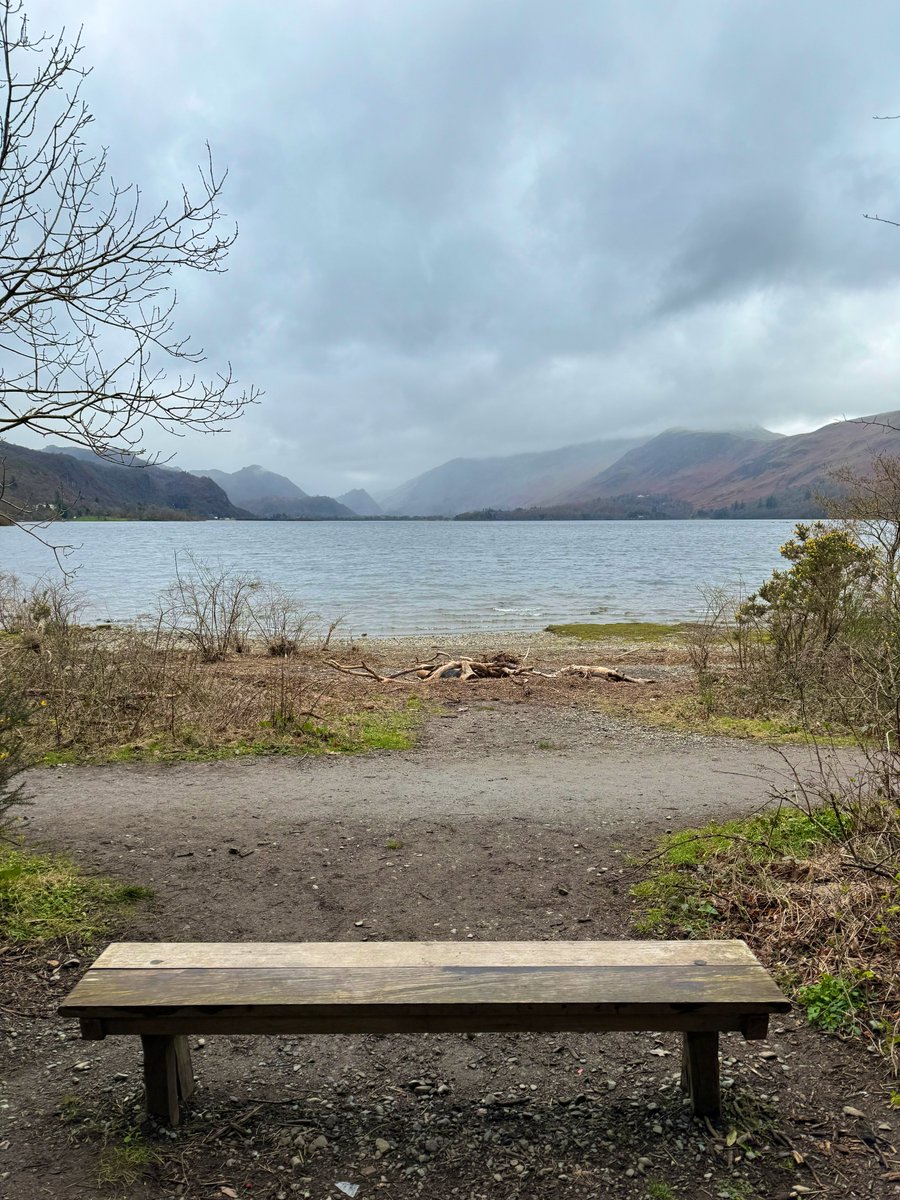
{"left": 190, "top": 464, "right": 308, "bottom": 504}
{"left": 562, "top": 429, "right": 781, "bottom": 504}
{"left": 462, "top": 414, "right": 900, "bottom": 519}
{"left": 190, "top": 464, "right": 353, "bottom": 519}
{"left": 337, "top": 488, "right": 383, "bottom": 516}
{"left": 0, "top": 440, "right": 246, "bottom": 520}
{"left": 380, "top": 436, "right": 649, "bottom": 517}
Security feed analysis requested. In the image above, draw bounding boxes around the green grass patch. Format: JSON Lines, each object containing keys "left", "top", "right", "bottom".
{"left": 545, "top": 621, "right": 689, "bottom": 642}
{"left": 0, "top": 844, "right": 151, "bottom": 943}
{"left": 631, "top": 806, "right": 843, "bottom": 936}
{"left": 689, "top": 710, "right": 808, "bottom": 742}
{"left": 37, "top": 700, "right": 424, "bottom": 766}
{"left": 614, "top": 690, "right": 858, "bottom": 746}
{"left": 97, "top": 1133, "right": 159, "bottom": 1187}
{"left": 646, "top": 1185, "right": 678, "bottom": 1200}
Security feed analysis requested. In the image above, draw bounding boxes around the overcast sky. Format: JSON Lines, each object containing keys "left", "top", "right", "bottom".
{"left": 21, "top": 1, "right": 900, "bottom": 495}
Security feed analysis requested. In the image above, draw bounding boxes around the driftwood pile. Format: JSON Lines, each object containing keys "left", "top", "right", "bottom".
{"left": 325, "top": 652, "right": 649, "bottom": 685}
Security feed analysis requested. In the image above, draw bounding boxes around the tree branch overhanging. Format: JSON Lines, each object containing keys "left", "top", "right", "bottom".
{"left": 0, "top": 1, "right": 259, "bottom": 463}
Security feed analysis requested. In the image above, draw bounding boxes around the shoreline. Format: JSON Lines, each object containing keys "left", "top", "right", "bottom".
{"left": 327, "top": 625, "right": 689, "bottom": 666}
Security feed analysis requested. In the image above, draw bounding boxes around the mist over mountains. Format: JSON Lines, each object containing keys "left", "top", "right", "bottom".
{"left": 378, "top": 437, "right": 648, "bottom": 517}
{"left": 379, "top": 415, "right": 900, "bottom": 518}
{"left": 3, "top": 413, "right": 899, "bottom": 523}
{"left": 188, "top": 465, "right": 355, "bottom": 519}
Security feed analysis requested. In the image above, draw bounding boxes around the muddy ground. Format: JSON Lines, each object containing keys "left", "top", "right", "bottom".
{"left": 1, "top": 692, "right": 897, "bottom": 1199}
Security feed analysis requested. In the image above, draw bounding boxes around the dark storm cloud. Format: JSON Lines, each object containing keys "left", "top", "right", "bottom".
{"left": 23, "top": 0, "right": 900, "bottom": 491}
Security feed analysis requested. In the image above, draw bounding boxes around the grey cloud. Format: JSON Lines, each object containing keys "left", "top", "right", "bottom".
{"left": 19, "top": 0, "right": 900, "bottom": 492}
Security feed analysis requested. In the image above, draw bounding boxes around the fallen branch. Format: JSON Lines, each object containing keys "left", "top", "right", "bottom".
{"left": 326, "top": 656, "right": 649, "bottom": 685}
{"left": 549, "top": 664, "right": 651, "bottom": 684}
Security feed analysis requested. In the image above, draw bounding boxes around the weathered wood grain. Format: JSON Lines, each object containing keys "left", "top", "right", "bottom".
{"left": 141, "top": 1035, "right": 180, "bottom": 1126}
{"left": 57, "top": 941, "right": 791, "bottom": 1125}
{"left": 93, "top": 940, "right": 760, "bottom": 971}
{"left": 59, "top": 962, "right": 789, "bottom": 1015}
{"left": 681, "top": 1031, "right": 721, "bottom": 1118}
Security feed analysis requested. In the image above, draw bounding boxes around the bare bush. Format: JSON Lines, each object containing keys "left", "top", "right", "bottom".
{"left": 0, "top": 616, "right": 334, "bottom": 759}
{"left": 247, "top": 583, "right": 311, "bottom": 657}
{"left": 0, "top": 572, "right": 85, "bottom": 635}
{"left": 158, "top": 555, "right": 260, "bottom": 661}
{"left": 0, "top": 676, "right": 30, "bottom": 835}
{"left": 682, "top": 584, "right": 732, "bottom": 690}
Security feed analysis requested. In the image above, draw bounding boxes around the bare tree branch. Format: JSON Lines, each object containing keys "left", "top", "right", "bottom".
{"left": 0, "top": 1, "right": 259, "bottom": 464}
{"left": 863, "top": 213, "right": 900, "bottom": 228}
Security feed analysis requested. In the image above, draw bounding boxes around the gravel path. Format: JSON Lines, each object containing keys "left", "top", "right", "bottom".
{"left": 23, "top": 703, "right": 827, "bottom": 844}
{"left": 6, "top": 704, "right": 889, "bottom": 1200}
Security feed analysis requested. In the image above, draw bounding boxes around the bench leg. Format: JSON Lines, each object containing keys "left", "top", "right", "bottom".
{"left": 141, "top": 1035, "right": 194, "bottom": 1125}
{"left": 174, "top": 1036, "right": 196, "bottom": 1101}
{"left": 681, "top": 1031, "right": 720, "bottom": 1119}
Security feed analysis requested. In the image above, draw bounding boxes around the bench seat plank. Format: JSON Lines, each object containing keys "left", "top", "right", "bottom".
{"left": 61, "top": 962, "right": 788, "bottom": 1012}
{"left": 91, "top": 940, "right": 762, "bottom": 971}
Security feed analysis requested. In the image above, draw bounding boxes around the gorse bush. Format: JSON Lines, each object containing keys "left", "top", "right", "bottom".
{"left": 736, "top": 523, "right": 877, "bottom": 670}
{"left": 687, "top": 519, "right": 900, "bottom": 733}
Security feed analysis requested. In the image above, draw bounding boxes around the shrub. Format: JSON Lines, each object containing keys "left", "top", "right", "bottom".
{"left": 797, "top": 971, "right": 874, "bottom": 1034}
{"left": 0, "top": 678, "right": 31, "bottom": 835}
{"left": 736, "top": 523, "right": 876, "bottom": 671}
{"left": 0, "top": 572, "right": 85, "bottom": 635}
{"left": 247, "top": 581, "right": 311, "bottom": 656}
{"left": 158, "top": 554, "right": 260, "bottom": 660}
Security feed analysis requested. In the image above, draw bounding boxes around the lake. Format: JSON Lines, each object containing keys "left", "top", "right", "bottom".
{"left": 0, "top": 519, "right": 802, "bottom": 636}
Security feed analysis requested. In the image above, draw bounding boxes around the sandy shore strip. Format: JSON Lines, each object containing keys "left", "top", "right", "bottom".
{"left": 327, "top": 626, "right": 688, "bottom": 667}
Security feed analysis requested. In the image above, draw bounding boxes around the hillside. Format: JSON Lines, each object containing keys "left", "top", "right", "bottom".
{"left": 0, "top": 441, "right": 246, "bottom": 520}
{"left": 563, "top": 427, "right": 783, "bottom": 504}
{"left": 190, "top": 465, "right": 354, "bottom": 519}
{"left": 573, "top": 416, "right": 900, "bottom": 512}
{"left": 688, "top": 415, "right": 900, "bottom": 508}
{"left": 463, "top": 415, "right": 900, "bottom": 519}
{"left": 337, "top": 488, "right": 383, "bottom": 516}
{"left": 380, "top": 436, "right": 648, "bottom": 516}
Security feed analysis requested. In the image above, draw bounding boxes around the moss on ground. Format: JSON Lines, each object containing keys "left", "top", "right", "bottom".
{"left": 545, "top": 621, "right": 689, "bottom": 642}
{"left": 0, "top": 845, "right": 151, "bottom": 943}
{"left": 631, "top": 803, "right": 898, "bottom": 1055}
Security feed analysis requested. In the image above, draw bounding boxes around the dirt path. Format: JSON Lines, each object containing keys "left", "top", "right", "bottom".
{"left": 23, "top": 703, "right": 822, "bottom": 838}
{"left": 3, "top": 705, "right": 895, "bottom": 1200}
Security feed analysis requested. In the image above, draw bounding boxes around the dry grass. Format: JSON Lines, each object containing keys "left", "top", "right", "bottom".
{"left": 0, "top": 626, "right": 423, "bottom": 763}
{"left": 632, "top": 779, "right": 900, "bottom": 1070}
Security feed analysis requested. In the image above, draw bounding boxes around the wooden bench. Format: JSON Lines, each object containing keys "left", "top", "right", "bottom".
{"left": 58, "top": 940, "right": 789, "bottom": 1126}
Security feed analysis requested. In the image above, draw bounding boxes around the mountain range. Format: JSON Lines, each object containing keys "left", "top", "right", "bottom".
{"left": 188, "top": 464, "right": 360, "bottom": 519}
{"left": 2, "top": 413, "right": 899, "bottom": 522}
{"left": 378, "top": 436, "right": 647, "bottom": 516}
{"left": 536, "top": 416, "right": 900, "bottom": 518}
{"left": 0, "top": 441, "right": 246, "bottom": 521}
{"left": 387, "top": 416, "right": 900, "bottom": 518}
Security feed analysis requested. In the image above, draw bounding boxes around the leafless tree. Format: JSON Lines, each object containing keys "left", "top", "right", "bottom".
{"left": 0, "top": 1, "right": 258, "bottom": 462}
{"left": 825, "top": 453, "right": 900, "bottom": 604}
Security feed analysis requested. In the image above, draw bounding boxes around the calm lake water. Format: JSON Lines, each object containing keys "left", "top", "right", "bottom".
{"left": 0, "top": 519, "right": 803, "bottom": 635}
